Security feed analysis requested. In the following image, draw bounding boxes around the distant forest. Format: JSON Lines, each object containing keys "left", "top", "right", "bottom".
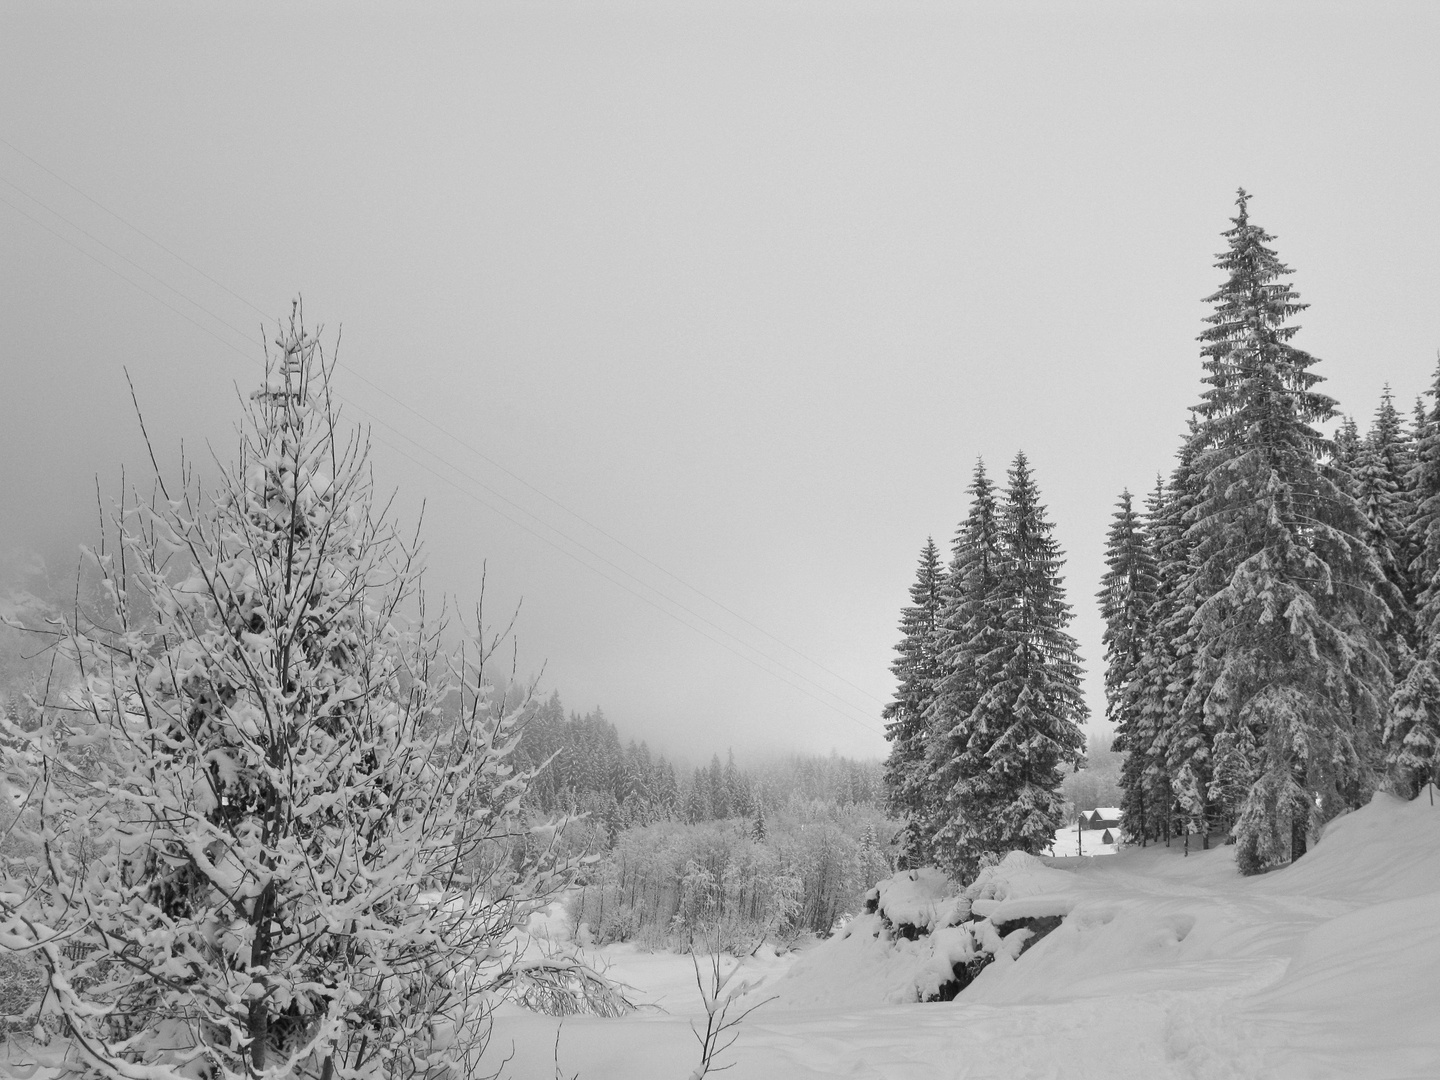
{"left": 512, "top": 691, "right": 884, "bottom": 837}
{"left": 501, "top": 692, "right": 896, "bottom": 948}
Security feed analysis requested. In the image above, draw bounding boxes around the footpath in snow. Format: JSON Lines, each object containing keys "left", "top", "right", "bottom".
{"left": 491, "top": 787, "right": 1440, "bottom": 1079}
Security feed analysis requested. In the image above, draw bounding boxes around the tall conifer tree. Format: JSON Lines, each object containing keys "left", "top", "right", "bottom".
{"left": 1185, "top": 190, "right": 1390, "bottom": 872}
{"left": 882, "top": 537, "right": 946, "bottom": 864}
{"left": 1332, "top": 415, "right": 1362, "bottom": 489}
{"left": 1098, "top": 489, "right": 1160, "bottom": 728}
{"left": 956, "top": 453, "right": 1087, "bottom": 859}
{"left": 926, "top": 461, "right": 1004, "bottom": 875}
{"left": 1100, "top": 486, "right": 1165, "bottom": 844}
{"left": 1388, "top": 357, "right": 1440, "bottom": 796}
{"left": 1140, "top": 436, "right": 1207, "bottom": 846}
{"left": 1356, "top": 388, "right": 1418, "bottom": 649}
{"left": 1114, "top": 478, "right": 1169, "bottom": 843}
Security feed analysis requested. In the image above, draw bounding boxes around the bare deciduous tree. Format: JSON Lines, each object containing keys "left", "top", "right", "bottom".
{"left": 0, "top": 308, "right": 565, "bottom": 1079}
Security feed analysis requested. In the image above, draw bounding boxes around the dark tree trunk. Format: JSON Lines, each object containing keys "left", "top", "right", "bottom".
{"left": 248, "top": 878, "right": 277, "bottom": 1070}
{"left": 249, "top": 1002, "right": 268, "bottom": 1072}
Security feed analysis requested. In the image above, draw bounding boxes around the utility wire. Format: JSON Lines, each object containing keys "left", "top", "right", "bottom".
{"left": 0, "top": 136, "right": 890, "bottom": 711}
{"left": 0, "top": 156, "right": 890, "bottom": 736}
{"left": 0, "top": 135, "right": 274, "bottom": 322}
{"left": 0, "top": 174, "right": 243, "bottom": 341}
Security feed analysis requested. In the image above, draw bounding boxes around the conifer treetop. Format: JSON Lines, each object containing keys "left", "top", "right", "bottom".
{"left": 1182, "top": 196, "right": 1390, "bottom": 868}
{"left": 1196, "top": 190, "right": 1337, "bottom": 458}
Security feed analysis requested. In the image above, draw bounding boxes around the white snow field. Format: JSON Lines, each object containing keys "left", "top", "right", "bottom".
{"left": 491, "top": 787, "right": 1440, "bottom": 1079}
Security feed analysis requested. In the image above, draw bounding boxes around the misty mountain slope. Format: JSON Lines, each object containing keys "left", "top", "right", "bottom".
{"left": 492, "top": 787, "right": 1440, "bottom": 1079}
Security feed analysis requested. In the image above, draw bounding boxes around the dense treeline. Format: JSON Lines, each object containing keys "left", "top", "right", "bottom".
{"left": 1099, "top": 190, "right": 1440, "bottom": 872}
{"left": 514, "top": 695, "right": 683, "bottom": 827}
{"left": 887, "top": 190, "right": 1440, "bottom": 879}
{"left": 513, "top": 691, "right": 885, "bottom": 843}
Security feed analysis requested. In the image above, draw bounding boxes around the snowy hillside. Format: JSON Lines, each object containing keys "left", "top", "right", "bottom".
{"left": 491, "top": 787, "right": 1440, "bottom": 1078}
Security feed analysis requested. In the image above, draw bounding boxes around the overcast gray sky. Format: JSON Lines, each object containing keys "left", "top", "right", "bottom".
{"left": 3, "top": 2, "right": 1438, "bottom": 762}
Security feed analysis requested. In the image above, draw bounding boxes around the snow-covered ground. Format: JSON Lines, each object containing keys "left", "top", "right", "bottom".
{"left": 492, "top": 787, "right": 1440, "bottom": 1078}
{"left": 1045, "top": 822, "right": 1119, "bottom": 858}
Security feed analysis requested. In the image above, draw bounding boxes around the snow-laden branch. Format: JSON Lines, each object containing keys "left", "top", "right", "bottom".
{"left": 0, "top": 310, "right": 573, "bottom": 1080}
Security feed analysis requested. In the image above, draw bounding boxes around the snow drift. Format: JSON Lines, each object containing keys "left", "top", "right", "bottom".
{"left": 761, "top": 785, "right": 1440, "bottom": 1076}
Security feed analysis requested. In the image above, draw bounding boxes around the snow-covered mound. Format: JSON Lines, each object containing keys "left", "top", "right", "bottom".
{"left": 771, "top": 853, "right": 1076, "bottom": 1010}
{"left": 965, "top": 849, "right": 1075, "bottom": 921}
{"left": 767, "top": 910, "right": 973, "bottom": 1008}
{"left": 868, "top": 866, "right": 970, "bottom": 935}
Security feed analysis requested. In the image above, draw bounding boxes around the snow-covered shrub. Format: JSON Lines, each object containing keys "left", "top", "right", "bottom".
{"left": 865, "top": 867, "right": 971, "bottom": 939}
{"left": 0, "top": 947, "right": 42, "bottom": 1036}
{"left": 0, "top": 311, "right": 566, "bottom": 1079}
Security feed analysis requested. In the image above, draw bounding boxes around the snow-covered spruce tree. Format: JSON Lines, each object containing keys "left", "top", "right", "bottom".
{"left": 1121, "top": 441, "right": 1206, "bottom": 848}
{"left": 954, "top": 453, "right": 1087, "bottom": 858}
{"left": 881, "top": 537, "right": 945, "bottom": 866}
{"left": 924, "top": 461, "right": 1004, "bottom": 877}
{"left": 0, "top": 312, "right": 561, "bottom": 1078}
{"left": 1113, "top": 480, "right": 1165, "bottom": 844}
{"left": 1388, "top": 355, "right": 1440, "bottom": 797}
{"left": 1332, "top": 414, "right": 1362, "bottom": 487}
{"left": 1355, "top": 388, "right": 1419, "bottom": 662}
{"left": 1186, "top": 191, "right": 1391, "bottom": 873}
{"left": 1207, "top": 724, "right": 1259, "bottom": 840}
{"left": 1098, "top": 486, "right": 1163, "bottom": 845}
{"left": 1159, "top": 432, "right": 1224, "bottom": 848}
{"left": 1097, "top": 490, "right": 1159, "bottom": 734}
{"left": 1153, "top": 425, "right": 1219, "bottom": 847}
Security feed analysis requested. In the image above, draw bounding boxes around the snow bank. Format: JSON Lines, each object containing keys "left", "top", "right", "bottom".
{"left": 1267, "top": 784, "right": 1440, "bottom": 902}
{"left": 772, "top": 790, "right": 1440, "bottom": 1025}
{"left": 968, "top": 786, "right": 1440, "bottom": 1019}
{"left": 773, "top": 857, "right": 1076, "bottom": 1009}
{"left": 964, "top": 850, "right": 1075, "bottom": 923}
{"left": 762, "top": 911, "right": 979, "bottom": 1009}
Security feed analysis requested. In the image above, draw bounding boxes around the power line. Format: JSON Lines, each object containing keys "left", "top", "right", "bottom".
{"left": 0, "top": 137, "right": 891, "bottom": 711}
{"left": 0, "top": 187, "right": 881, "bottom": 732}
{"left": 0, "top": 150, "right": 891, "bottom": 737}
{"left": 0, "top": 151, "right": 887, "bottom": 711}
{"left": 0, "top": 173, "right": 250, "bottom": 344}
{"left": 360, "top": 426, "right": 887, "bottom": 733}
{"left": 347, "top": 357, "right": 891, "bottom": 709}
{"left": 0, "top": 135, "right": 274, "bottom": 322}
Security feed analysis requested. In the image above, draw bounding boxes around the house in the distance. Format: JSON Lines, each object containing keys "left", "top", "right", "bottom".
{"left": 1047, "top": 806, "right": 1124, "bottom": 858}
{"left": 1081, "top": 807, "right": 1121, "bottom": 831}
